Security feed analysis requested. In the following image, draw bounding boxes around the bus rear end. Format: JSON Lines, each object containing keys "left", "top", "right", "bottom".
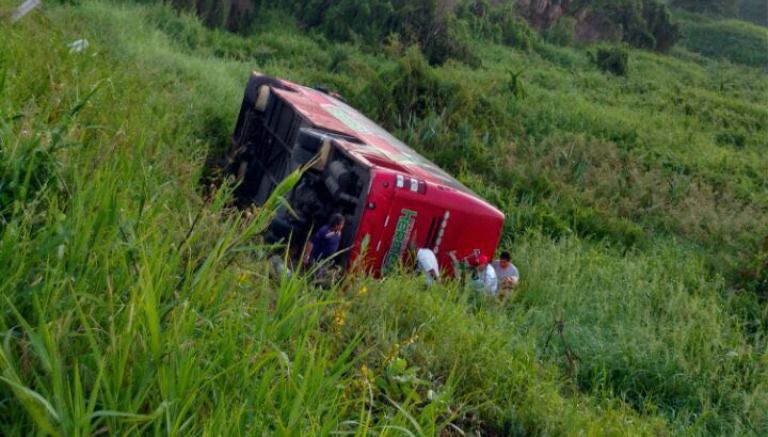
{"left": 352, "top": 169, "right": 504, "bottom": 276}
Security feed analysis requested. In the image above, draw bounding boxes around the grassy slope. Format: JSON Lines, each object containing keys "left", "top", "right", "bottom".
{"left": 1, "top": 0, "right": 766, "bottom": 435}
{"left": 676, "top": 11, "right": 768, "bottom": 68}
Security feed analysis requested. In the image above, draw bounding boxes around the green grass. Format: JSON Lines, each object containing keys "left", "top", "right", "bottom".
{"left": 677, "top": 13, "right": 768, "bottom": 68}
{"left": 1, "top": 0, "right": 767, "bottom": 435}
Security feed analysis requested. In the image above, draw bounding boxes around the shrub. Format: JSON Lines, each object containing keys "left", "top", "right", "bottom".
{"left": 366, "top": 46, "right": 452, "bottom": 124}
{"left": 544, "top": 16, "right": 577, "bottom": 46}
{"left": 641, "top": 0, "right": 681, "bottom": 52}
{"left": 739, "top": 0, "right": 768, "bottom": 26}
{"left": 680, "top": 19, "right": 768, "bottom": 67}
{"left": 671, "top": 0, "right": 740, "bottom": 17}
{"left": 591, "top": 47, "right": 630, "bottom": 76}
{"left": 571, "top": 0, "right": 680, "bottom": 52}
{"left": 169, "top": 0, "right": 262, "bottom": 33}
{"left": 291, "top": 0, "right": 479, "bottom": 65}
{"left": 715, "top": 131, "right": 747, "bottom": 148}
{"left": 497, "top": 10, "right": 538, "bottom": 51}
{"left": 361, "top": 46, "right": 488, "bottom": 130}
{"left": 422, "top": 15, "right": 481, "bottom": 66}
{"left": 165, "top": 0, "right": 478, "bottom": 65}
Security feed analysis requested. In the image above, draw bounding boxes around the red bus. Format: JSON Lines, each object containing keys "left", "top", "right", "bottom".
{"left": 228, "top": 72, "right": 504, "bottom": 276}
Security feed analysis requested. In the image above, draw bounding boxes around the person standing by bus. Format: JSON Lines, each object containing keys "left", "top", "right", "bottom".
{"left": 303, "top": 213, "right": 345, "bottom": 268}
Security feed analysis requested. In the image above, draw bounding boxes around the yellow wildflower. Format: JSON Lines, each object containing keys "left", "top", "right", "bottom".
{"left": 384, "top": 343, "right": 401, "bottom": 364}
{"left": 332, "top": 302, "right": 349, "bottom": 333}
{"left": 357, "top": 285, "right": 368, "bottom": 297}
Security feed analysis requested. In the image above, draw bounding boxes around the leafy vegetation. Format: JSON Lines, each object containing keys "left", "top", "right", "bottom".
{"left": 591, "top": 46, "right": 630, "bottom": 76}
{"left": 672, "top": 0, "right": 768, "bottom": 27}
{"left": 677, "top": 14, "right": 768, "bottom": 67}
{"left": 1, "top": 0, "right": 767, "bottom": 435}
{"left": 739, "top": 0, "right": 768, "bottom": 26}
{"left": 672, "top": 0, "right": 741, "bottom": 17}
{"left": 568, "top": 0, "right": 682, "bottom": 51}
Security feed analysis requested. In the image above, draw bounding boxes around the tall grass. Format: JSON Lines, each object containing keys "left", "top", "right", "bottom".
{"left": 513, "top": 235, "right": 768, "bottom": 434}
{"left": 0, "top": 3, "right": 362, "bottom": 434}
{"left": 678, "top": 15, "right": 768, "bottom": 68}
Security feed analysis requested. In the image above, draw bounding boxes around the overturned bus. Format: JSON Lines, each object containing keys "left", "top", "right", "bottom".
{"left": 227, "top": 72, "right": 504, "bottom": 276}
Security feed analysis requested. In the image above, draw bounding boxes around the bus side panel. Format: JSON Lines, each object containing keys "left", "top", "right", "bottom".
{"left": 350, "top": 171, "right": 395, "bottom": 275}
{"left": 378, "top": 191, "right": 440, "bottom": 275}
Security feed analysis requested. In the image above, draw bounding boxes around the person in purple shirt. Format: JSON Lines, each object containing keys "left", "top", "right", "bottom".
{"left": 303, "top": 213, "right": 345, "bottom": 267}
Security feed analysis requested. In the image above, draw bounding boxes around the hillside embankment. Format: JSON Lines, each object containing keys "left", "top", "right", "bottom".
{"left": 1, "top": 0, "right": 767, "bottom": 435}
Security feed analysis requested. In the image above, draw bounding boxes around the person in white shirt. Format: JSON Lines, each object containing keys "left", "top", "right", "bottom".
{"left": 472, "top": 255, "right": 498, "bottom": 296}
{"left": 416, "top": 248, "right": 439, "bottom": 286}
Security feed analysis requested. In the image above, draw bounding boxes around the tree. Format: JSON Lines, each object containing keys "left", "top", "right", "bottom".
{"left": 739, "top": 0, "right": 768, "bottom": 26}
{"left": 587, "top": 0, "right": 680, "bottom": 52}
{"left": 642, "top": 0, "right": 680, "bottom": 52}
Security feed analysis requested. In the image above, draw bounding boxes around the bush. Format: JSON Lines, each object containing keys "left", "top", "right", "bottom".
{"left": 169, "top": 0, "right": 262, "bottom": 33}
{"left": 571, "top": 0, "right": 680, "bottom": 52}
{"left": 544, "top": 16, "right": 577, "bottom": 46}
{"left": 164, "top": 0, "right": 478, "bottom": 65}
{"left": 739, "top": 0, "right": 768, "bottom": 26}
{"left": 715, "top": 131, "right": 747, "bottom": 148}
{"left": 641, "top": 0, "right": 682, "bottom": 52}
{"left": 592, "top": 47, "right": 629, "bottom": 76}
{"left": 497, "top": 10, "right": 538, "bottom": 51}
{"left": 671, "top": 0, "right": 740, "bottom": 17}
{"left": 680, "top": 19, "right": 768, "bottom": 67}
{"left": 293, "top": 0, "right": 479, "bottom": 65}
{"left": 366, "top": 46, "right": 457, "bottom": 124}
{"left": 457, "top": 1, "right": 538, "bottom": 50}
{"left": 422, "top": 15, "right": 481, "bottom": 66}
